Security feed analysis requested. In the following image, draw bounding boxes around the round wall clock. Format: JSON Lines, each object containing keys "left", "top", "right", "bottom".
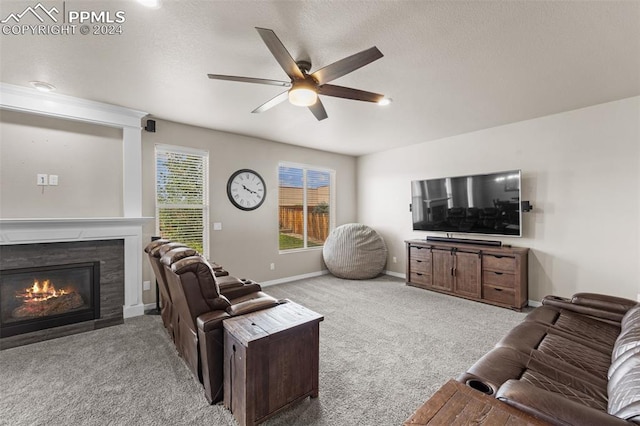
{"left": 226, "top": 169, "right": 266, "bottom": 211}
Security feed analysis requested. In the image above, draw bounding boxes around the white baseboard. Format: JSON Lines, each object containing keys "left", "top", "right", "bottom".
{"left": 261, "top": 270, "right": 330, "bottom": 287}
{"left": 528, "top": 300, "right": 542, "bottom": 308}
{"left": 123, "top": 303, "right": 145, "bottom": 318}
{"left": 384, "top": 270, "right": 406, "bottom": 279}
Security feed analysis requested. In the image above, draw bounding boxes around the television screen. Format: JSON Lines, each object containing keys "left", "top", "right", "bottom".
{"left": 411, "top": 170, "right": 522, "bottom": 236}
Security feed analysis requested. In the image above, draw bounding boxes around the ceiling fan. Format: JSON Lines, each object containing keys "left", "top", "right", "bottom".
{"left": 207, "top": 27, "right": 386, "bottom": 121}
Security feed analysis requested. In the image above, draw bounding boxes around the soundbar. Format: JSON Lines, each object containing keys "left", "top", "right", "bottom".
{"left": 426, "top": 236, "right": 502, "bottom": 247}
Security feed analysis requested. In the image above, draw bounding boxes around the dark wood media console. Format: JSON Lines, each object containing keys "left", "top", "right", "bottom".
{"left": 405, "top": 239, "right": 529, "bottom": 310}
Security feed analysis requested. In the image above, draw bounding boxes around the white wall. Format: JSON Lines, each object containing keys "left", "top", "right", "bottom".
{"left": 141, "top": 119, "right": 357, "bottom": 302}
{"left": 0, "top": 110, "right": 123, "bottom": 218}
{"left": 357, "top": 97, "right": 640, "bottom": 301}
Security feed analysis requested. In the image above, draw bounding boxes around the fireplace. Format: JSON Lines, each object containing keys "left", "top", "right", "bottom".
{"left": 1, "top": 262, "right": 100, "bottom": 338}
{"left": 0, "top": 239, "right": 125, "bottom": 349}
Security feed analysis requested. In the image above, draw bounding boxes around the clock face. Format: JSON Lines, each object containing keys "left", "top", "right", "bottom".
{"left": 227, "top": 169, "right": 266, "bottom": 211}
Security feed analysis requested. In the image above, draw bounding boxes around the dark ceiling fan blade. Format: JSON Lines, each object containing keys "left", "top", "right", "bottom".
{"left": 311, "top": 47, "right": 383, "bottom": 85}
{"left": 319, "top": 84, "right": 384, "bottom": 103}
{"left": 255, "top": 27, "right": 305, "bottom": 81}
{"left": 308, "top": 99, "right": 328, "bottom": 121}
{"left": 207, "top": 74, "right": 291, "bottom": 87}
{"left": 251, "top": 91, "right": 289, "bottom": 114}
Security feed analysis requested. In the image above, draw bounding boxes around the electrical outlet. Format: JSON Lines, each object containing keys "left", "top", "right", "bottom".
{"left": 37, "top": 174, "right": 48, "bottom": 185}
{"left": 49, "top": 175, "right": 59, "bottom": 185}
{"left": 213, "top": 222, "right": 222, "bottom": 231}
{"left": 270, "top": 263, "right": 275, "bottom": 271}
{"left": 392, "top": 256, "right": 397, "bottom": 263}
{"left": 143, "top": 280, "right": 151, "bottom": 291}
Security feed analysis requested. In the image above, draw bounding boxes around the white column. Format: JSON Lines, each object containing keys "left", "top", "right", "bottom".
{"left": 122, "top": 126, "right": 143, "bottom": 218}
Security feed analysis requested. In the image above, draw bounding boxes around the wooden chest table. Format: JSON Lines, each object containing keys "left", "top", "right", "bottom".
{"left": 223, "top": 301, "right": 324, "bottom": 426}
{"left": 404, "top": 380, "right": 549, "bottom": 425}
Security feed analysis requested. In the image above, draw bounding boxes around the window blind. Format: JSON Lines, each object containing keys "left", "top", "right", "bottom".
{"left": 155, "top": 146, "right": 209, "bottom": 255}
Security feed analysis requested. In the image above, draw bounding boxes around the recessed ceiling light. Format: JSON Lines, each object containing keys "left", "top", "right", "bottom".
{"left": 137, "top": 0, "right": 161, "bottom": 8}
{"left": 29, "top": 81, "right": 56, "bottom": 92}
{"left": 378, "top": 97, "right": 392, "bottom": 106}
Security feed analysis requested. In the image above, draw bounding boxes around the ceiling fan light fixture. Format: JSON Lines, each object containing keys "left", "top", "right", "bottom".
{"left": 288, "top": 86, "right": 318, "bottom": 107}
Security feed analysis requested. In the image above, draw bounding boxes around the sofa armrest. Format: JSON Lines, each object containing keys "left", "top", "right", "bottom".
{"left": 497, "top": 379, "right": 630, "bottom": 426}
{"left": 571, "top": 293, "right": 637, "bottom": 313}
{"left": 542, "top": 293, "right": 636, "bottom": 323}
{"left": 196, "top": 310, "right": 230, "bottom": 332}
{"left": 216, "top": 276, "right": 245, "bottom": 291}
{"left": 221, "top": 282, "right": 263, "bottom": 300}
{"left": 226, "top": 295, "right": 279, "bottom": 317}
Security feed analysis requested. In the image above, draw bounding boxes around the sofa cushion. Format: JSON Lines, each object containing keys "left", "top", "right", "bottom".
{"left": 553, "top": 309, "right": 621, "bottom": 348}
{"left": 621, "top": 304, "right": 640, "bottom": 329}
{"left": 496, "top": 321, "right": 612, "bottom": 380}
{"left": 525, "top": 305, "right": 620, "bottom": 350}
{"left": 610, "top": 305, "right": 640, "bottom": 381}
{"left": 608, "top": 352, "right": 640, "bottom": 422}
{"left": 462, "top": 346, "right": 608, "bottom": 409}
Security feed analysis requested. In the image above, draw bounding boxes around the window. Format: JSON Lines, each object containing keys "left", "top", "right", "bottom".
{"left": 155, "top": 145, "right": 209, "bottom": 256}
{"left": 278, "top": 163, "right": 334, "bottom": 251}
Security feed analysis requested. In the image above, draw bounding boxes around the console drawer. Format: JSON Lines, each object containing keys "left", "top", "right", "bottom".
{"left": 483, "top": 285, "right": 515, "bottom": 305}
{"left": 409, "top": 246, "right": 431, "bottom": 261}
{"left": 482, "top": 270, "right": 515, "bottom": 288}
{"left": 410, "top": 257, "right": 431, "bottom": 273}
{"left": 483, "top": 255, "right": 515, "bottom": 273}
{"left": 410, "top": 271, "right": 432, "bottom": 286}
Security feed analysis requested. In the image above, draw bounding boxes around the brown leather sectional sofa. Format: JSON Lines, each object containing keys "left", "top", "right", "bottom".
{"left": 144, "top": 239, "right": 282, "bottom": 403}
{"left": 458, "top": 292, "right": 640, "bottom": 425}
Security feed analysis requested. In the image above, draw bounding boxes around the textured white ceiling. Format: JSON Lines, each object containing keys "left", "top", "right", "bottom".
{"left": 1, "top": 0, "right": 638, "bottom": 156}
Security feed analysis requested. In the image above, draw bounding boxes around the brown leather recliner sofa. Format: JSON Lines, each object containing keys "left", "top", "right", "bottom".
{"left": 144, "top": 239, "right": 261, "bottom": 343}
{"left": 458, "top": 293, "right": 640, "bottom": 425}
{"left": 144, "top": 240, "right": 281, "bottom": 403}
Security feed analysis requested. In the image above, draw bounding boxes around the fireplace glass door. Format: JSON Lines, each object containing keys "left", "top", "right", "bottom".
{"left": 0, "top": 262, "right": 100, "bottom": 338}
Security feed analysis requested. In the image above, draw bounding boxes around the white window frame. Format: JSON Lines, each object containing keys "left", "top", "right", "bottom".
{"left": 155, "top": 144, "right": 209, "bottom": 258}
{"left": 278, "top": 161, "right": 335, "bottom": 253}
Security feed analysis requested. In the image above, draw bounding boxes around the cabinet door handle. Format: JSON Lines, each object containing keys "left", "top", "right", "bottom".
{"left": 494, "top": 272, "right": 503, "bottom": 275}
{"left": 494, "top": 255, "right": 504, "bottom": 259}
{"left": 416, "top": 273, "right": 423, "bottom": 276}
{"left": 416, "top": 260, "right": 422, "bottom": 263}
{"left": 494, "top": 288, "right": 503, "bottom": 292}
{"left": 450, "top": 268, "right": 454, "bottom": 276}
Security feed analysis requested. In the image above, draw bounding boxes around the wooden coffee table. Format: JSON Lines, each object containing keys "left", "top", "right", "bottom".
{"left": 404, "top": 380, "right": 549, "bottom": 425}
{"left": 223, "top": 301, "right": 324, "bottom": 426}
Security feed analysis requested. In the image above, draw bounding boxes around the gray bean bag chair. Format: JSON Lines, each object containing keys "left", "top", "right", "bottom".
{"left": 322, "top": 223, "right": 387, "bottom": 279}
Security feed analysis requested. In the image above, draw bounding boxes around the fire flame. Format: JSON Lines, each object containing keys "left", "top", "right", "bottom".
{"left": 19, "top": 279, "right": 68, "bottom": 302}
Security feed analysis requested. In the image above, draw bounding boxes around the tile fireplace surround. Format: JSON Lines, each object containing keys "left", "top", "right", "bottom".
{"left": 0, "top": 218, "right": 149, "bottom": 349}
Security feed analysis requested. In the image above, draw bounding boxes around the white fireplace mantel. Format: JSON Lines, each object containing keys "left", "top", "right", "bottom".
{"left": 0, "top": 84, "right": 152, "bottom": 319}
{"left": 0, "top": 218, "right": 153, "bottom": 318}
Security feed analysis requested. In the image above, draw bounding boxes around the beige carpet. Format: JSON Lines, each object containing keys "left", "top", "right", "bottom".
{"left": 0, "top": 275, "right": 528, "bottom": 425}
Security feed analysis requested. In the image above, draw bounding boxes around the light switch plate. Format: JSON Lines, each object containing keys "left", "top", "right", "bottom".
{"left": 213, "top": 222, "right": 222, "bottom": 231}
{"left": 37, "top": 174, "right": 48, "bottom": 185}
{"left": 49, "top": 175, "right": 59, "bottom": 185}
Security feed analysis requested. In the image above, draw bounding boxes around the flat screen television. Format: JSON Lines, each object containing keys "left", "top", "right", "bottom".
{"left": 411, "top": 170, "right": 522, "bottom": 237}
